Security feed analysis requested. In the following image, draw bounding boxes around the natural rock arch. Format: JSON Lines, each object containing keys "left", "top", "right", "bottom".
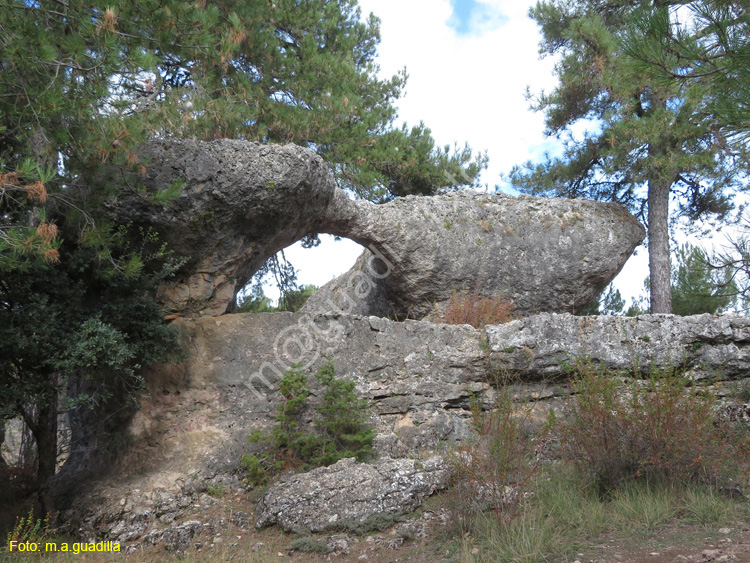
{"left": 114, "top": 139, "right": 645, "bottom": 318}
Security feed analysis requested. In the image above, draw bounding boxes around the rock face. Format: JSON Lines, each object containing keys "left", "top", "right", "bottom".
{"left": 114, "top": 140, "right": 644, "bottom": 317}
{"left": 254, "top": 456, "right": 451, "bottom": 533}
{"left": 114, "top": 139, "right": 339, "bottom": 316}
{"left": 61, "top": 311, "right": 750, "bottom": 544}
{"left": 310, "top": 190, "right": 645, "bottom": 319}
{"left": 487, "top": 313, "right": 750, "bottom": 381}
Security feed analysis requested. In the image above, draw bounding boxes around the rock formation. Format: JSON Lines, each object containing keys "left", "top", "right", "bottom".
{"left": 114, "top": 139, "right": 644, "bottom": 317}
{"left": 306, "top": 190, "right": 645, "bottom": 318}
{"left": 254, "top": 456, "right": 451, "bottom": 533}
{"left": 62, "top": 311, "right": 750, "bottom": 544}
{"left": 112, "top": 139, "right": 339, "bottom": 316}
{"left": 487, "top": 312, "right": 750, "bottom": 380}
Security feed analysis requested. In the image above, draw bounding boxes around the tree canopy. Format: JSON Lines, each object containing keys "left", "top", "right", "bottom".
{"left": 509, "top": 0, "right": 749, "bottom": 313}
{"left": 671, "top": 243, "right": 737, "bottom": 315}
{"left": 0, "top": 237, "right": 180, "bottom": 514}
{"left": 1, "top": 0, "right": 486, "bottom": 264}
{"left": 622, "top": 1, "right": 750, "bottom": 143}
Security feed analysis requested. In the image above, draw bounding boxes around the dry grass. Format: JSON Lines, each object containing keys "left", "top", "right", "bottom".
{"left": 441, "top": 291, "right": 514, "bottom": 329}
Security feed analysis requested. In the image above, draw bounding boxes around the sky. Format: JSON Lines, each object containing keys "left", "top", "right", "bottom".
{"left": 265, "top": 0, "right": 654, "bottom": 306}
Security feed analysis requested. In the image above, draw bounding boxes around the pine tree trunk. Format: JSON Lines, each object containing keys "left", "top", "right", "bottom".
{"left": 0, "top": 420, "right": 7, "bottom": 470}
{"left": 648, "top": 176, "right": 673, "bottom": 314}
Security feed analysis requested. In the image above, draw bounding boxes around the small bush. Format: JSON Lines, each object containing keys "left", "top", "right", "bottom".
{"left": 241, "top": 359, "right": 374, "bottom": 485}
{"left": 732, "top": 379, "right": 750, "bottom": 402}
{"left": 441, "top": 291, "right": 514, "bottom": 329}
{"left": 5, "top": 509, "right": 50, "bottom": 546}
{"left": 448, "top": 383, "right": 548, "bottom": 534}
{"left": 311, "top": 359, "right": 375, "bottom": 467}
{"left": 560, "top": 360, "right": 750, "bottom": 494}
{"left": 288, "top": 536, "right": 332, "bottom": 554}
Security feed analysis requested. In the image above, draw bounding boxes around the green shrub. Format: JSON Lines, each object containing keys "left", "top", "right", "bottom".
{"left": 5, "top": 509, "right": 50, "bottom": 546}
{"left": 310, "top": 359, "right": 375, "bottom": 467}
{"left": 560, "top": 360, "right": 750, "bottom": 494}
{"left": 241, "top": 359, "right": 374, "bottom": 485}
{"left": 288, "top": 536, "right": 332, "bottom": 554}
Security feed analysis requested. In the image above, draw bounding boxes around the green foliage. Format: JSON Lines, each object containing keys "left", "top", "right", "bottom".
{"left": 279, "top": 285, "right": 319, "bottom": 313}
{"left": 312, "top": 358, "right": 375, "bottom": 467}
{"left": 671, "top": 243, "right": 737, "bottom": 315}
{"left": 465, "top": 463, "right": 748, "bottom": 562}
{"left": 237, "top": 284, "right": 318, "bottom": 314}
{"left": 242, "top": 359, "right": 373, "bottom": 486}
{"left": 621, "top": 1, "right": 750, "bottom": 143}
{"left": 581, "top": 243, "right": 738, "bottom": 317}
{"left": 236, "top": 285, "right": 276, "bottom": 314}
{"left": 577, "top": 284, "right": 626, "bottom": 316}
{"left": 288, "top": 537, "right": 332, "bottom": 554}
{"left": 0, "top": 238, "right": 181, "bottom": 510}
{"left": 5, "top": 509, "right": 50, "bottom": 546}
{"left": 448, "top": 382, "right": 547, "bottom": 535}
{"left": 0, "top": 0, "right": 486, "bottom": 268}
{"left": 510, "top": 0, "right": 749, "bottom": 313}
{"left": 559, "top": 360, "right": 749, "bottom": 494}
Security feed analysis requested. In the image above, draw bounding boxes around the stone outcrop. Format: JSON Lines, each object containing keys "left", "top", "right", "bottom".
{"left": 309, "top": 190, "right": 645, "bottom": 319}
{"left": 60, "top": 311, "right": 750, "bottom": 544}
{"left": 113, "top": 139, "right": 340, "bottom": 316}
{"left": 487, "top": 313, "right": 750, "bottom": 381}
{"left": 113, "top": 139, "right": 644, "bottom": 317}
{"left": 254, "top": 456, "right": 451, "bottom": 533}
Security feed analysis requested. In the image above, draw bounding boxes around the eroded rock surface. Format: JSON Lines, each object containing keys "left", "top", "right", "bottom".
{"left": 113, "top": 140, "right": 644, "bottom": 317}
{"left": 310, "top": 190, "right": 645, "bottom": 319}
{"left": 113, "top": 139, "right": 339, "bottom": 316}
{"left": 254, "top": 456, "right": 451, "bottom": 533}
{"left": 58, "top": 311, "right": 750, "bottom": 546}
{"left": 488, "top": 312, "right": 750, "bottom": 380}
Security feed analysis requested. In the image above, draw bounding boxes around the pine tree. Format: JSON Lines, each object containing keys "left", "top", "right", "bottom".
{"left": 671, "top": 243, "right": 737, "bottom": 315}
{"left": 0, "top": 0, "right": 485, "bottom": 511}
{"left": 622, "top": 1, "right": 750, "bottom": 143}
{"left": 1, "top": 0, "right": 486, "bottom": 268}
{"left": 509, "top": 0, "right": 748, "bottom": 313}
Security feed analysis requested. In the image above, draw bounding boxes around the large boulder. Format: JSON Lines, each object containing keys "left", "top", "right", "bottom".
{"left": 308, "top": 190, "right": 646, "bottom": 318}
{"left": 112, "top": 139, "right": 644, "bottom": 317}
{"left": 254, "top": 456, "right": 451, "bottom": 533}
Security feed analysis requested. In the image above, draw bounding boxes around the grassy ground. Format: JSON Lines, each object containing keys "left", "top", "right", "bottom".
{"left": 1, "top": 472, "right": 749, "bottom": 563}
{"left": 459, "top": 465, "right": 750, "bottom": 562}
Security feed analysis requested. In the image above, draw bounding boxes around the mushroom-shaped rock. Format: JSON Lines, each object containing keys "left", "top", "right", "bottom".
{"left": 112, "top": 139, "right": 338, "bottom": 316}
{"left": 306, "top": 190, "right": 646, "bottom": 318}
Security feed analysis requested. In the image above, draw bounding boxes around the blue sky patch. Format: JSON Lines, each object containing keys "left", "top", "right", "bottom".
{"left": 448, "top": 0, "right": 508, "bottom": 36}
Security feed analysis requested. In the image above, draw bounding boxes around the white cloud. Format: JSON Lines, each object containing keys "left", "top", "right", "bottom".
{"left": 358, "top": 0, "right": 557, "bottom": 189}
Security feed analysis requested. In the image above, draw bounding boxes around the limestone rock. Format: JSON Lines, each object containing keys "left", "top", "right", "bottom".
{"left": 59, "top": 311, "right": 750, "bottom": 542}
{"left": 111, "top": 140, "right": 643, "bottom": 317}
{"left": 308, "top": 190, "right": 645, "bottom": 318}
{"left": 254, "top": 456, "right": 451, "bottom": 533}
{"left": 487, "top": 312, "right": 750, "bottom": 380}
{"left": 113, "top": 139, "right": 339, "bottom": 316}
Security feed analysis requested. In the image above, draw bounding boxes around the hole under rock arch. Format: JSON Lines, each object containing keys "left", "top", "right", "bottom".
{"left": 234, "top": 235, "right": 364, "bottom": 311}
